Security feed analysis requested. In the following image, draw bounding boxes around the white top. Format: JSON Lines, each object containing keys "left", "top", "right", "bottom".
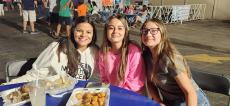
{"left": 9, "top": 42, "right": 97, "bottom": 84}
{"left": 92, "top": 6, "right": 99, "bottom": 15}
{"left": 48, "top": 0, "right": 59, "bottom": 13}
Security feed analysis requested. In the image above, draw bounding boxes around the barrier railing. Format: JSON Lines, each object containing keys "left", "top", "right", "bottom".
{"left": 148, "top": 4, "right": 206, "bottom": 24}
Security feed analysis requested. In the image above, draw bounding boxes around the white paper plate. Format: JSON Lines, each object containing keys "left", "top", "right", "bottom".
{"left": 66, "top": 88, "right": 110, "bottom": 106}
{"left": 0, "top": 87, "right": 30, "bottom": 106}
{"left": 44, "top": 75, "right": 78, "bottom": 95}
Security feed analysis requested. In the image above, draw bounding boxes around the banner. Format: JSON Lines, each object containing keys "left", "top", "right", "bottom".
{"left": 171, "top": 5, "right": 191, "bottom": 22}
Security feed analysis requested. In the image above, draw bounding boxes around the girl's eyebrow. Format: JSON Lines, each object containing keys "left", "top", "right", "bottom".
{"left": 107, "top": 25, "right": 125, "bottom": 27}
{"left": 75, "top": 29, "right": 92, "bottom": 32}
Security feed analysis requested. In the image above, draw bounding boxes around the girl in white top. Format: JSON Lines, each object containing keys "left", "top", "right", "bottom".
{"left": 9, "top": 16, "right": 98, "bottom": 84}
{"left": 91, "top": 1, "right": 99, "bottom": 15}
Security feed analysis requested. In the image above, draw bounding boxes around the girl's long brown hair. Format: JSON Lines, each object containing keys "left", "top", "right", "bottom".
{"left": 101, "top": 15, "right": 130, "bottom": 81}
{"left": 57, "top": 16, "right": 97, "bottom": 77}
{"left": 141, "top": 18, "right": 191, "bottom": 81}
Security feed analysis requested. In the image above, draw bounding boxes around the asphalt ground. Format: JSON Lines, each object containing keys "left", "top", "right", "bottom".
{"left": 0, "top": 10, "right": 229, "bottom": 106}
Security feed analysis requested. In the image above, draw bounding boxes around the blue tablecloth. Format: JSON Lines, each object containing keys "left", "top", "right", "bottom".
{"left": 0, "top": 81, "right": 160, "bottom": 106}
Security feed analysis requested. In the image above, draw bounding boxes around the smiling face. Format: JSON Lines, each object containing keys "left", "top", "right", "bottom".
{"left": 107, "top": 18, "right": 126, "bottom": 46}
{"left": 141, "top": 21, "right": 161, "bottom": 49}
{"left": 74, "top": 22, "right": 93, "bottom": 50}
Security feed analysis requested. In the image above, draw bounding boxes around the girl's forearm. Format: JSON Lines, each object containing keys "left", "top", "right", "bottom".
{"left": 186, "top": 90, "right": 197, "bottom": 106}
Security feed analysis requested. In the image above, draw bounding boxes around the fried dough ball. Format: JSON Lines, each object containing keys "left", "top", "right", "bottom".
{"left": 92, "top": 96, "right": 98, "bottom": 102}
{"left": 83, "top": 93, "right": 93, "bottom": 99}
{"left": 82, "top": 98, "right": 91, "bottom": 104}
{"left": 98, "top": 99, "right": 105, "bottom": 106}
{"left": 84, "top": 101, "right": 91, "bottom": 106}
{"left": 77, "top": 92, "right": 107, "bottom": 106}
{"left": 92, "top": 101, "right": 99, "bottom": 106}
{"left": 20, "top": 85, "right": 31, "bottom": 93}
{"left": 97, "top": 92, "right": 106, "bottom": 98}
{"left": 75, "top": 93, "right": 82, "bottom": 100}
{"left": 100, "top": 92, "right": 106, "bottom": 97}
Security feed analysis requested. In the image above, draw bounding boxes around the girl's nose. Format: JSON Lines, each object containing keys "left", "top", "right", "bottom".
{"left": 79, "top": 32, "right": 84, "bottom": 37}
{"left": 113, "top": 28, "right": 118, "bottom": 33}
{"left": 145, "top": 31, "right": 152, "bottom": 37}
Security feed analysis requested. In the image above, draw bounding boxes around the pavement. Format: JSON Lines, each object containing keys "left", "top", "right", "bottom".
{"left": 0, "top": 10, "right": 229, "bottom": 106}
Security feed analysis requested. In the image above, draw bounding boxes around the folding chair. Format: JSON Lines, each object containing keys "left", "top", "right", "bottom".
{"left": 5, "top": 58, "right": 36, "bottom": 82}
{"left": 125, "top": 14, "right": 136, "bottom": 26}
{"left": 191, "top": 70, "right": 230, "bottom": 106}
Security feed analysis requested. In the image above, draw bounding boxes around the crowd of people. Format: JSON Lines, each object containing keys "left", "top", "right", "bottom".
{"left": 1, "top": 0, "right": 151, "bottom": 36}
{"left": 2, "top": 0, "right": 211, "bottom": 106}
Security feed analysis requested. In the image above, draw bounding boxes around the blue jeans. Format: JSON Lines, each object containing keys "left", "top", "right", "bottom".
{"left": 165, "top": 89, "right": 210, "bottom": 106}
{"left": 197, "top": 89, "right": 210, "bottom": 106}
{"left": 37, "top": 5, "right": 43, "bottom": 18}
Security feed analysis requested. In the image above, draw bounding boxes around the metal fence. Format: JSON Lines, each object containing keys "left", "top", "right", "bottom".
{"left": 148, "top": 4, "right": 206, "bottom": 24}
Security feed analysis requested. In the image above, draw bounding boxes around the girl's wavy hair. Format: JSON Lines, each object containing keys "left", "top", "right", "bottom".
{"left": 141, "top": 18, "right": 191, "bottom": 80}
{"left": 57, "top": 16, "right": 97, "bottom": 77}
{"left": 141, "top": 18, "right": 171, "bottom": 58}
{"left": 101, "top": 14, "right": 130, "bottom": 81}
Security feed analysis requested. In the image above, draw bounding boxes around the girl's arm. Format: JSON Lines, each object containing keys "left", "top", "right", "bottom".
{"left": 63, "top": 0, "right": 71, "bottom": 9}
{"left": 42, "top": 0, "right": 48, "bottom": 8}
{"left": 97, "top": 53, "right": 108, "bottom": 83}
{"left": 34, "top": 0, "right": 37, "bottom": 8}
{"left": 146, "top": 80, "right": 162, "bottom": 103}
{"left": 175, "top": 72, "right": 197, "bottom": 106}
{"left": 7, "top": 42, "right": 60, "bottom": 84}
{"left": 124, "top": 44, "right": 145, "bottom": 93}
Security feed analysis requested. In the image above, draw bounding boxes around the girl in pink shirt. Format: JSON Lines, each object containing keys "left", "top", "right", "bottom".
{"left": 97, "top": 15, "right": 145, "bottom": 93}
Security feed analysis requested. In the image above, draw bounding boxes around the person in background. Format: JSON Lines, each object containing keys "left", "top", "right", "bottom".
{"left": 125, "top": 4, "right": 134, "bottom": 15}
{"left": 42, "top": 0, "right": 50, "bottom": 23}
{"left": 76, "top": 0, "right": 88, "bottom": 17}
{"left": 17, "top": 0, "right": 22, "bottom": 16}
{"left": 91, "top": 1, "right": 98, "bottom": 15}
{"left": 12, "top": 0, "right": 22, "bottom": 16}
{"left": 86, "top": 0, "right": 92, "bottom": 15}
{"left": 36, "top": 0, "right": 43, "bottom": 19}
{"left": 97, "top": 15, "right": 145, "bottom": 93}
{"left": 6, "top": 16, "right": 98, "bottom": 84}
{"left": 22, "top": 0, "right": 39, "bottom": 34}
{"left": 132, "top": 5, "right": 148, "bottom": 27}
{"left": 54, "top": 0, "right": 73, "bottom": 38}
{"left": 47, "top": 0, "right": 60, "bottom": 36}
{"left": 0, "top": 0, "right": 4, "bottom": 16}
{"left": 141, "top": 18, "right": 210, "bottom": 106}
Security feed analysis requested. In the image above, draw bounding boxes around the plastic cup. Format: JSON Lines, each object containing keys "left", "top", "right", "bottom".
{"left": 29, "top": 85, "right": 46, "bottom": 106}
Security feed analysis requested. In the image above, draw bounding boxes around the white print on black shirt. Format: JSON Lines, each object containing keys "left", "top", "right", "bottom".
{"left": 75, "top": 63, "right": 92, "bottom": 80}
{"left": 61, "top": 63, "right": 92, "bottom": 80}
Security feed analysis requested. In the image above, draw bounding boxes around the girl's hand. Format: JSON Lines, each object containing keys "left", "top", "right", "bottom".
{"left": 159, "top": 103, "right": 166, "bottom": 106}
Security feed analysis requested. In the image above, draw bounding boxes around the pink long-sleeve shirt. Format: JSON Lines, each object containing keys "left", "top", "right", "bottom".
{"left": 98, "top": 43, "right": 145, "bottom": 92}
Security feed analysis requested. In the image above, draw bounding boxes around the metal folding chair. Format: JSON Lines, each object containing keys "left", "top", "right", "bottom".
{"left": 5, "top": 58, "right": 36, "bottom": 82}
{"left": 191, "top": 70, "right": 230, "bottom": 106}
{"left": 125, "top": 14, "right": 136, "bottom": 26}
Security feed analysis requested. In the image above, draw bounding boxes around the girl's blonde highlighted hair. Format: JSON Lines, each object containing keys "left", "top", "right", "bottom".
{"left": 142, "top": 18, "right": 174, "bottom": 81}
{"left": 141, "top": 18, "right": 191, "bottom": 80}
{"left": 101, "top": 15, "right": 130, "bottom": 81}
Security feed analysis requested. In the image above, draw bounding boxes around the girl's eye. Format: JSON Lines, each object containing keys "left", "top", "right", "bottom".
{"left": 87, "top": 31, "right": 92, "bottom": 34}
{"left": 118, "top": 27, "right": 124, "bottom": 30}
{"left": 76, "top": 29, "right": 82, "bottom": 32}
{"left": 108, "top": 27, "right": 114, "bottom": 30}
